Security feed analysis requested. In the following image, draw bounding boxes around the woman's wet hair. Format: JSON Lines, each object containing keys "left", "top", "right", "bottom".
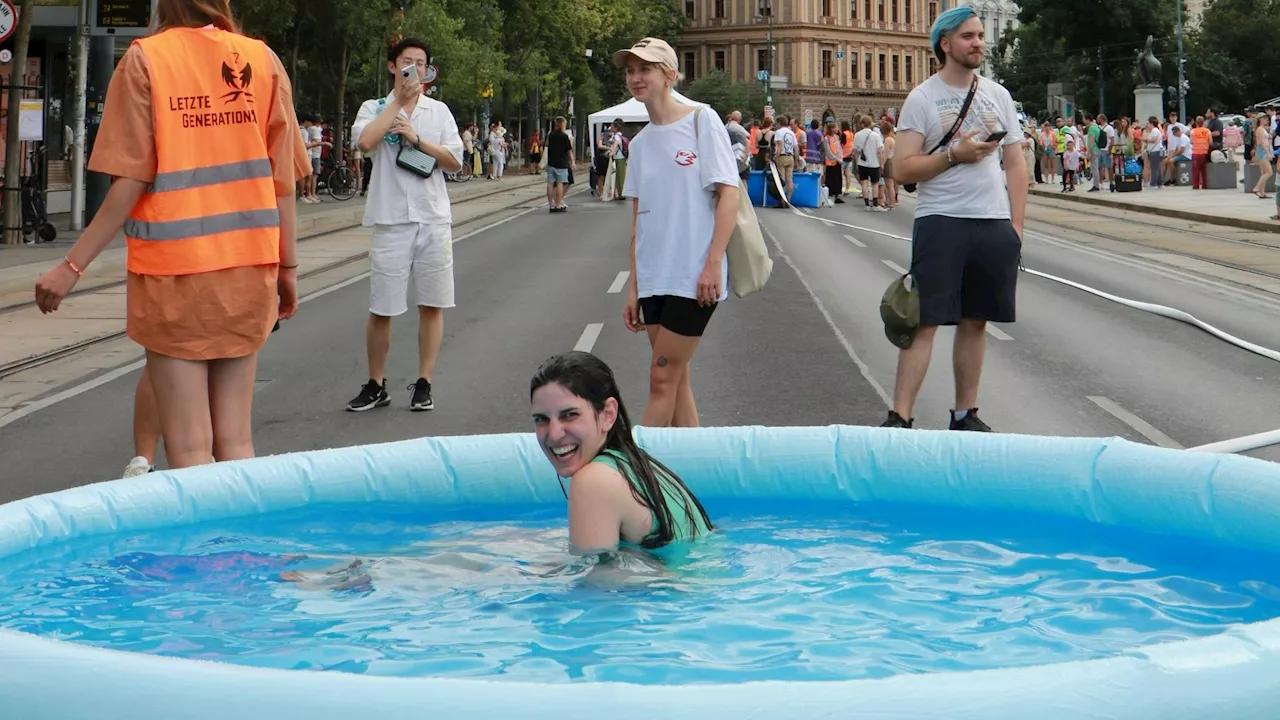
{"left": 531, "top": 351, "right": 713, "bottom": 548}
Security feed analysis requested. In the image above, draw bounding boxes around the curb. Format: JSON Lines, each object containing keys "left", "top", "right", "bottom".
{"left": 1028, "top": 188, "right": 1280, "bottom": 234}
{"left": 0, "top": 179, "right": 548, "bottom": 375}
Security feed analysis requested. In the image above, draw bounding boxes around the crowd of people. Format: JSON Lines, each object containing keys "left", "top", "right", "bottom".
{"left": 1028, "top": 107, "right": 1279, "bottom": 207}
{"left": 36, "top": 0, "right": 1253, "bottom": 555}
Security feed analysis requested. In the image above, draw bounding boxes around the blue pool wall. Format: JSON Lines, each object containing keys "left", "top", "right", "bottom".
{"left": 1, "top": 425, "right": 1280, "bottom": 719}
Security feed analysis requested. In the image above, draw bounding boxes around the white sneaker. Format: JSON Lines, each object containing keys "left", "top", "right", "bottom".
{"left": 122, "top": 456, "right": 153, "bottom": 478}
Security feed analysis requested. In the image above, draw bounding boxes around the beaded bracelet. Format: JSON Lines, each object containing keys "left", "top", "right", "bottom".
{"left": 64, "top": 256, "right": 84, "bottom": 277}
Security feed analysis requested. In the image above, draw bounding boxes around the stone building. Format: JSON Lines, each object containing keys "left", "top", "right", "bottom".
{"left": 676, "top": 0, "right": 940, "bottom": 123}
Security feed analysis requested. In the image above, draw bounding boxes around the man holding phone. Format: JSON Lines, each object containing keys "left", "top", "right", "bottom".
{"left": 881, "top": 6, "right": 1027, "bottom": 433}
{"left": 347, "top": 38, "right": 465, "bottom": 414}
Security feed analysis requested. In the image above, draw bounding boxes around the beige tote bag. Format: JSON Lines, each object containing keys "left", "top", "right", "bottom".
{"left": 693, "top": 108, "right": 773, "bottom": 298}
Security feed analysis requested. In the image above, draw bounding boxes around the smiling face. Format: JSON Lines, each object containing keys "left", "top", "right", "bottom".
{"left": 625, "top": 58, "right": 672, "bottom": 103}
{"left": 941, "top": 16, "right": 985, "bottom": 70}
{"left": 531, "top": 382, "right": 618, "bottom": 478}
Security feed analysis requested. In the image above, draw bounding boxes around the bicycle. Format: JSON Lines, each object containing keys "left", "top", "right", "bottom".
{"left": 324, "top": 163, "right": 358, "bottom": 201}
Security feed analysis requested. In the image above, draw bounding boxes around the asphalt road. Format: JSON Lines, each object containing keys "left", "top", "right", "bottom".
{"left": 1, "top": 191, "right": 1277, "bottom": 503}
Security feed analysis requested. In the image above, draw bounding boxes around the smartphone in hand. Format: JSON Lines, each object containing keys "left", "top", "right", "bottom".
{"left": 984, "top": 130, "right": 1008, "bottom": 143}
{"left": 401, "top": 65, "right": 420, "bottom": 84}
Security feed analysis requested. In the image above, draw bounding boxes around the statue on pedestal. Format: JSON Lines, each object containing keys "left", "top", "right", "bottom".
{"left": 1136, "top": 35, "right": 1162, "bottom": 87}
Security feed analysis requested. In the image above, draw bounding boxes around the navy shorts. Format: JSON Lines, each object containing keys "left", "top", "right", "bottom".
{"left": 909, "top": 215, "right": 1021, "bottom": 327}
{"left": 639, "top": 295, "right": 717, "bottom": 337}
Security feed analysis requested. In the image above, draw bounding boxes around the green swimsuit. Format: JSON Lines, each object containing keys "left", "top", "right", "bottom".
{"left": 590, "top": 449, "right": 711, "bottom": 545}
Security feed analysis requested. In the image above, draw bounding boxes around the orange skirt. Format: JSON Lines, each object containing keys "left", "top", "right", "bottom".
{"left": 126, "top": 265, "right": 279, "bottom": 361}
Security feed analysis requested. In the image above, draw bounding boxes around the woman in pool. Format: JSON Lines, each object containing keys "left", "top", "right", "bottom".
{"left": 282, "top": 352, "right": 711, "bottom": 590}
{"left": 530, "top": 351, "right": 714, "bottom": 553}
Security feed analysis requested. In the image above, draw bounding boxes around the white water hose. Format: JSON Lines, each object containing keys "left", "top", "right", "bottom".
{"left": 759, "top": 162, "right": 1280, "bottom": 455}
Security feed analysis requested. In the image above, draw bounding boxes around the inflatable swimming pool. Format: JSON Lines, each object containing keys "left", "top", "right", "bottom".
{"left": 2, "top": 425, "right": 1280, "bottom": 719}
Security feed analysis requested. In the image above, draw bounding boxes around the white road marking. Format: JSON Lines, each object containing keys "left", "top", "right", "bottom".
{"left": 882, "top": 259, "right": 908, "bottom": 274}
{"left": 1087, "top": 395, "right": 1184, "bottom": 449}
{"left": 0, "top": 202, "right": 552, "bottom": 429}
{"left": 0, "top": 358, "right": 147, "bottom": 429}
{"left": 842, "top": 234, "right": 866, "bottom": 248}
{"left": 607, "top": 271, "right": 630, "bottom": 294}
{"left": 762, "top": 226, "right": 892, "bottom": 407}
{"left": 574, "top": 323, "right": 604, "bottom": 353}
{"left": 985, "top": 325, "right": 1014, "bottom": 341}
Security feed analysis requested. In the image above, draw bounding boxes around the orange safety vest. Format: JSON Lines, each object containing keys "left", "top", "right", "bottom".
{"left": 824, "top": 135, "right": 842, "bottom": 166}
{"left": 126, "top": 27, "right": 279, "bottom": 277}
{"left": 842, "top": 129, "right": 854, "bottom": 159}
{"left": 1190, "top": 126, "right": 1211, "bottom": 156}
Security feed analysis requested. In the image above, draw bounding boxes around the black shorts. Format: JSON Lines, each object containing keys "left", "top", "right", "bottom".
{"left": 909, "top": 215, "right": 1021, "bottom": 327}
{"left": 639, "top": 295, "right": 717, "bottom": 337}
{"left": 857, "top": 165, "right": 881, "bottom": 183}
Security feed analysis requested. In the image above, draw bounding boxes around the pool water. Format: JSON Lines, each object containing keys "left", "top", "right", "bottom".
{"left": 3, "top": 500, "right": 1280, "bottom": 683}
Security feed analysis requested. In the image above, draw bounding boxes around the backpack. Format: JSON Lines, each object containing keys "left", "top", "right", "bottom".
{"left": 1095, "top": 127, "right": 1109, "bottom": 151}
{"left": 619, "top": 134, "right": 630, "bottom": 158}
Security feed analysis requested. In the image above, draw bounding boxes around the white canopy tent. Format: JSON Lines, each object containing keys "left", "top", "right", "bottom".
{"left": 586, "top": 91, "right": 712, "bottom": 155}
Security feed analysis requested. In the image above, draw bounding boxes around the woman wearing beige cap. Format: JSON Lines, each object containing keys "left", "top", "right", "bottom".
{"left": 613, "top": 37, "right": 741, "bottom": 429}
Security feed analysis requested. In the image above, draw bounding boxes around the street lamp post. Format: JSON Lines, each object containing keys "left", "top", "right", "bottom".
{"left": 1176, "top": 0, "right": 1186, "bottom": 123}
{"left": 758, "top": 0, "right": 773, "bottom": 107}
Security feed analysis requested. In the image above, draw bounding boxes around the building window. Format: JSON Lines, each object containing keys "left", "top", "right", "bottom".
{"left": 714, "top": 51, "right": 726, "bottom": 71}
{"left": 864, "top": 0, "right": 872, "bottom": 21}
{"left": 822, "top": 50, "right": 834, "bottom": 78}
{"left": 685, "top": 0, "right": 694, "bottom": 19}
{"left": 891, "top": 0, "right": 898, "bottom": 22}
{"left": 905, "top": 0, "right": 911, "bottom": 24}
{"left": 823, "top": 0, "right": 833, "bottom": 16}
{"left": 715, "top": 0, "right": 725, "bottom": 18}
{"left": 928, "top": 56, "right": 938, "bottom": 76}
{"left": 757, "top": 49, "right": 769, "bottom": 73}
{"left": 684, "top": 52, "right": 698, "bottom": 80}
{"left": 905, "top": 55, "right": 913, "bottom": 83}
{"left": 864, "top": 53, "right": 872, "bottom": 83}
{"left": 892, "top": 55, "right": 899, "bottom": 82}
{"left": 879, "top": 53, "right": 886, "bottom": 82}
{"left": 928, "top": 1, "right": 937, "bottom": 24}
{"left": 878, "top": 0, "right": 885, "bottom": 20}
{"left": 851, "top": 0, "right": 857, "bottom": 18}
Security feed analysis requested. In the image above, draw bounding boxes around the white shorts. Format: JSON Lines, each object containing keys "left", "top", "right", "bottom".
{"left": 369, "top": 223, "right": 455, "bottom": 317}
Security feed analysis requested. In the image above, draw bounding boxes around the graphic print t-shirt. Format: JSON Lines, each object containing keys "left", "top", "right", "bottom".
{"left": 898, "top": 74, "right": 1022, "bottom": 220}
{"left": 621, "top": 108, "right": 740, "bottom": 303}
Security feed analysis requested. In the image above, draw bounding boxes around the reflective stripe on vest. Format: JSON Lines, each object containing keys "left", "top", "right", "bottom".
{"left": 127, "top": 28, "right": 279, "bottom": 276}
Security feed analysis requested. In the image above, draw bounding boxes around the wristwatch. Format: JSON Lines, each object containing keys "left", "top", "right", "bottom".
{"left": 946, "top": 146, "right": 958, "bottom": 167}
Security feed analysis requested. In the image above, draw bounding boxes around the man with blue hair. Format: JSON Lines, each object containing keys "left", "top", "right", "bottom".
{"left": 881, "top": 5, "right": 1027, "bottom": 432}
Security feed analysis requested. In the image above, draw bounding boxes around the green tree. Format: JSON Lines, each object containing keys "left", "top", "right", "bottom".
{"left": 683, "top": 70, "right": 767, "bottom": 119}
{"left": 1184, "top": 0, "right": 1280, "bottom": 113}
{"left": 991, "top": 0, "right": 1178, "bottom": 120}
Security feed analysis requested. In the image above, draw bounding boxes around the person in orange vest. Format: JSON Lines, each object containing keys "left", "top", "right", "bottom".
{"left": 1189, "top": 115, "right": 1212, "bottom": 189}
{"left": 34, "top": 0, "right": 310, "bottom": 471}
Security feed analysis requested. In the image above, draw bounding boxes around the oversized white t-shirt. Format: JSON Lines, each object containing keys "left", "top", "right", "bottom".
{"left": 853, "top": 127, "right": 884, "bottom": 167}
{"left": 897, "top": 73, "right": 1023, "bottom": 220}
{"left": 774, "top": 126, "right": 798, "bottom": 156}
{"left": 308, "top": 125, "right": 323, "bottom": 160}
{"left": 621, "top": 108, "right": 740, "bottom": 303}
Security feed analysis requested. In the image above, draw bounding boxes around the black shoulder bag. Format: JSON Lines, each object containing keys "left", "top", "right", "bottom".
{"left": 902, "top": 75, "right": 978, "bottom": 194}
{"left": 397, "top": 142, "right": 438, "bottom": 179}
{"left": 395, "top": 104, "right": 438, "bottom": 179}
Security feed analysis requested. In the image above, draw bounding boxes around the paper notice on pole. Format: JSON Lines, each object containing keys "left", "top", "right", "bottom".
{"left": 18, "top": 99, "right": 42, "bottom": 141}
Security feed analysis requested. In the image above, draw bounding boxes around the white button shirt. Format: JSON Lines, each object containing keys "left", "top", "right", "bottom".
{"left": 352, "top": 92, "right": 464, "bottom": 228}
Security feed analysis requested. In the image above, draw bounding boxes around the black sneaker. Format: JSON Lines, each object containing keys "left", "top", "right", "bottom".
{"left": 346, "top": 379, "right": 390, "bottom": 412}
{"left": 949, "top": 408, "right": 992, "bottom": 432}
{"left": 409, "top": 378, "right": 434, "bottom": 411}
{"left": 880, "top": 410, "right": 913, "bottom": 428}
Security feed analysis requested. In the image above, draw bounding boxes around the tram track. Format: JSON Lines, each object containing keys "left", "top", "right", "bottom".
{"left": 1026, "top": 201, "right": 1280, "bottom": 288}
{"left": 0, "top": 184, "right": 549, "bottom": 381}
